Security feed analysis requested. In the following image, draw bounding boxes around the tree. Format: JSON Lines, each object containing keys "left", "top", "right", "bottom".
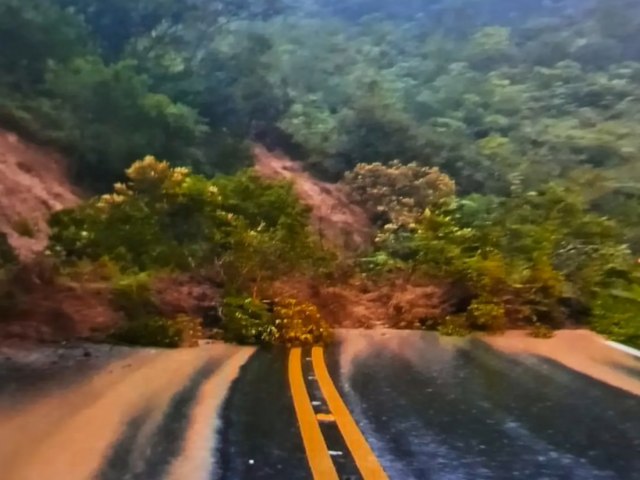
{"left": 343, "top": 161, "right": 455, "bottom": 227}
{"left": 44, "top": 57, "right": 209, "bottom": 187}
{"left": 0, "top": 0, "right": 91, "bottom": 91}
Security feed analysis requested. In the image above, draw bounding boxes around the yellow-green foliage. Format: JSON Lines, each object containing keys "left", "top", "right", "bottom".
{"left": 465, "top": 27, "right": 514, "bottom": 68}
{"left": 529, "top": 323, "right": 555, "bottom": 339}
{"left": 466, "top": 297, "right": 507, "bottom": 332}
{"left": 379, "top": 184, "right": 636, "bottom": 331}
{"left": 438, "top": 315, "right": 471, "bottom": 337}
{"left": 61, "top": 257, "right": 122, "bottom": 283}
{"left": 272, "top": 299, "right": 332, "bottom": 346}
{"left": 221, "top": 296, "right": 275, "bottom": 345}
{"left": 221, "top": 296, "right": 331, "bottom": 346}
{"left": 111, "top": 272, "right": 155, "bottom": 320}
{"left": 49, "top": 158, "right": 322, "bottom": 285}
{"left": 111, "top": 315, "right": 204, "bottom": 348}
{"left": 343, "top": 161, "right": 455, "bottom": 228}
{"left": 591, "top": 285, "right": 640, "bottom": 348}
{"left": 215, "top": 171, "right": 326, "bottom": 291}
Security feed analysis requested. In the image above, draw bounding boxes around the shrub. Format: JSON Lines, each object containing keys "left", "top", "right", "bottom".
{"left": 61, "top": 257, "right": 121, "bottom": 283}
{"left": 272, "top": 299, "right": 333, "bottom": 346}
{"left": 111, "top": 272, "right": 155, "bottom": 320}
{"left": 343, "top": 161, "right": 455, "bottom": 228}
{"left": 438, "top": 315, "right": 471, "bottom": 337}
{"left": 49, "top": 157, "right": 233, "bottom": 270}
{"left": 591, "top": 285, "right": 640, "bottom": 348}
{"left": 0, "top": 233, "right": 18, "bottom": 317}
{"left": 466, "top": 297, "right": 507, "bottom": 332}
{"left": 378, "top": 184, "right": 635, "bottom": 331}
{"left": 220, "top": 296, "right": 332, "bottom": 346}
{"left": 111, "top": 314, "right": 204, "bottom": 348}
{"left": 220, "top": 296, "right": 275, "bottom": 345}
{"left": 529, "top": 323, "right": 555, "bottom": 339}
{"left": 49, "top": 158, "right": 324, "bottom": 282}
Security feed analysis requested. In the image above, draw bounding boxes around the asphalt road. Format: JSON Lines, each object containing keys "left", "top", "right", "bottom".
{"left": 1, "top": 330, "right": 639, "bottom": 480}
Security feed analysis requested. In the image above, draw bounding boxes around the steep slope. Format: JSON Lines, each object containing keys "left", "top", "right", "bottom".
{"left": 253, "top": 145, "right": 373, "bottom": 252}
{"left": 0, "top": 130, "right": 80, "bottom": 259}
{"left": 0, "top": 130, "right": 116, "bottom": 343}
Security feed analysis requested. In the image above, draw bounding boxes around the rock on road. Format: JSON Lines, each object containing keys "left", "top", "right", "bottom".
{"left": 0, "top": 330, "right": 639, "bottom": 480}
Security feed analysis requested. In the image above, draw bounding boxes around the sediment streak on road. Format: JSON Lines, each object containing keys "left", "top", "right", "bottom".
{"left": 289, "top": 346, "right": 389, "bottom": 480}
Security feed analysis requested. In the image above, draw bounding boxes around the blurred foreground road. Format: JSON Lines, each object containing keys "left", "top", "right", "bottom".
{"left": 1, "top": 330, "right": 639, "bottom": 480}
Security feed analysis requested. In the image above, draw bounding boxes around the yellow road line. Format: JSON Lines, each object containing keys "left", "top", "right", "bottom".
{"left": 316, "top": 413, "right": 336, "bottom": 423}
{"left": 288, "top": 348, "right": 339, "bottom": 480}
{"left": 312, "top": 346, "right": 389, "bottom": 480}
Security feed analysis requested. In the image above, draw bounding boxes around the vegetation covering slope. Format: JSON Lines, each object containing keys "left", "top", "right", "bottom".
{"left": 1, "top": 0, "right": 639, "bottom": 347}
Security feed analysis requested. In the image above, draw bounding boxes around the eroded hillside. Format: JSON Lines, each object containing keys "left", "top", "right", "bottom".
{"left": 253, "top": 145, "right": 373, "bottom": 251}
{"left": 0, "top": 130, "right": 79, "bottom": 259}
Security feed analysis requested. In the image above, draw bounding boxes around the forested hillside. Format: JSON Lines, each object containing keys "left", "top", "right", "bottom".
{"left": 0, "top": 0, "right": 639, "bottom": 347}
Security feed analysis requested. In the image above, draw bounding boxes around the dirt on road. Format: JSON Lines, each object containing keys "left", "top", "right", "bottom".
{"left": 0, "top": 343, "right": 254, "bottom": 480}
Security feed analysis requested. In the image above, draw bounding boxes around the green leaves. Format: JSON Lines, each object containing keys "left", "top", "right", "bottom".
{"left": 49, "top": 158, "right": 325, "bottom": 293}
{"left": 373, "top": 184, "right": 637, "bottom": 332}
{"left": 220, "top": 296, "right": 331, "bottom": 346}
{"left": 43, "top": 57, "right": 209, "bottom": 187}
{"left": 0, "top": 0, "right": 92, "bottom": 90}
{"left": 591, "top": 284, "right": 640, "bottom": 348}
{"left": 343, "top": 161, "right": 456, "bottom": 228}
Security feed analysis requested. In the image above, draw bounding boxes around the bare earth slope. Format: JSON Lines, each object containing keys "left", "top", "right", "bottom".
{"left": 0, "top": 130, "right": 113, "bottom": 343}
{"left": 0, "top": 129, "right": 80, "bottom": 259}
{"left": 253, "top": 145, "right": 373, "bottom": 251}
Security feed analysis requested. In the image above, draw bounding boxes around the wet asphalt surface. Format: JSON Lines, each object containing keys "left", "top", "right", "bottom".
{"left": 218, "top": 333, "right": 640, "bottom": 480}
{"left": 323, "top": 334, "right": 640, "bottom": 480}
{"left": 1, "top": 332, "right": 639, "bottom": 480}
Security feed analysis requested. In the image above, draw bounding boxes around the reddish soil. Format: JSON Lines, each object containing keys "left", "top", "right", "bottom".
{"left": 0, "top": 129, "right": 80, "bottom": 260}
{"left": 253, "top": 147, "right": 454, "bottom": 329}
{"left": 0, "top": 135, "right": 440, "bottom": 341}
{"left": 0, "top": 130, "right": 108, "bottom": 343}
{"left": 253, "top": 145, "right": 374, "bottom": 252}
{"left": 0, "top": 278, "right": 121, "bottom": 343}
{"left": 151, "top": 274, "right": 221, "bottom": 320}
{"left": 268, "top": 275, "right": 454, "bottom": 329}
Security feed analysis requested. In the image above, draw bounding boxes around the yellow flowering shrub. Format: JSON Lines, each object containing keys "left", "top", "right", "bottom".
{"left": 272, "top": 299, "right": 333, "bottom": 346}
{"left": 221, "top": 296, "right": 332, "bottom": 346}
{"left": 343, "top": 161, "right": 455, "bottom": 228}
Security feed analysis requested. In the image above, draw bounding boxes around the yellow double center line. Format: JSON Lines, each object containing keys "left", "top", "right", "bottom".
{"left": 289, "top": 346, "right": 389, "bottom": 480}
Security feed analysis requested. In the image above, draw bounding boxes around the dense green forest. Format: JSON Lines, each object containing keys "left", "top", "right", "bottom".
{"left": 1, "top": 0, "right": 639, "bottom": 347}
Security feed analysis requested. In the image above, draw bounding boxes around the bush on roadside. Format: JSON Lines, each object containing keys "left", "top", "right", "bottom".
{"left": 220, "top": 296, "right": 275, "bottom": 345}
{"left": 272, "top": 299, "right": 333, "bottom": 346}
{"left": 111, "top": 272, "right": 156, "bottom": 320}
{"left": 110, "top": 314, "right": 204, "bottom": 348}
{"left": 377, "top": 184, "right": 637, "bottom": 334}
{"left": 529, "top": 322, "right": 555, "bottom": 339}
{"left": 466, "top": 297, "right": 507, "bottom": 332}
{"left": 591, "top": 284, "right": 640, "bottom": 348}
{"left": 438, "top": 315, "right": 471, "bottom": 337}
{"left": 220, "top": 296, "right": 332, "bottom": 346}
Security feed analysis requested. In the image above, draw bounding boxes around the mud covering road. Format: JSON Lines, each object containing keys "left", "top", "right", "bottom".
{"left": 0, "top": 343, "right": 254, "bottom": 480}
{"left": 1, "top": 330, "right": 639, "bottom": 480}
